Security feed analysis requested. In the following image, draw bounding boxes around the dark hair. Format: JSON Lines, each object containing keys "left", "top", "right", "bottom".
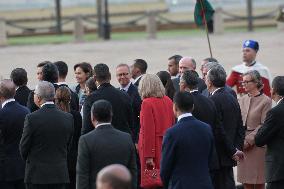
{"left": 157, "top": 71, "right": 175, "bottom": 100}
{"left": 91, "top": 99, "right": 113, "bottom": 122}
{"left": 54, "top": 61, "right": 68, "bottom": 78}
{"left": 10, "top": 68, "right": 28, "bottom": 86}
{"left": 86, "top": 77, "right": 97, "bottom": 93}
{"left": 37, "top": 61, "right": 51, "bottom": 68}
{"left": 74, "top": 62, "right": 93, "bottom": 79}
{"left": 203, "top": 57, "right": 218, "bottom": 63}
{"left": 134, "top": 59, "right": 148, "bottom": 74}
{"left": 42, "top": 63, "right": 59, "bottom": 83}
{"left": 272, "top": 76, "right": 284, "bottom": 96}
{"left": 100, "top": 173, "right": 131, "bottom": 189}
{"left": 173, "top": 91, "right": 194, "bottom": 112}
{"left": 181, "top": 70, "right": 199, "bottom": 89}
{"left": 94, "top": 63, "right": 110, "bottom": 82}
{"left": 207, "top": 65, "right": 226, "bottom": 88}
{"left": 168, "top": 55, "right": 183, "bottom": 65}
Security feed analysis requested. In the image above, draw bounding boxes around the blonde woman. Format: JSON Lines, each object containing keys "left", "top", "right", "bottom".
{"left": 237, "top": 70, "right": 272, "bottom": 189}
{"left": 138, "top": 74, "right": 175, "bottom": 188}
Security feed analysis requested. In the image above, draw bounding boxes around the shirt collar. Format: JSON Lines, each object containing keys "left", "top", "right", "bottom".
{"left": 120, "top": 82, "right": 131, "bottom": 92}
{"left": 189, "top": 89, "right": 199, "bottom": 93}
{"left": 2, "top": 98, "right": 15, "bottom": 108}
{"left": 277, "top": 97, "right": 284, "bottom": 105}
{"left": 133, "top": 75, "right": 143, "bottom": 84}
{"left": 40, "top": 101, "right": 54, "bottom": 108}
{"left": 211, "top": 87, "right": 222, "bottom": 96}
{"left": 177, "top": 112, "right": 193, "bottom": 122}
{"left": 56, "top": 82, "right": 68, "bottom": 86}
{"left": 96, "top": 122, "right": 111, "bottom": 128}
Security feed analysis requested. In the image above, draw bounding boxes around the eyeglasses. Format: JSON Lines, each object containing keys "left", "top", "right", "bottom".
{"left": 116, "top": 73, "right": 129, "bottom": 77}
{"left": 242, "top": 80, "right": 254, "bottom": 84}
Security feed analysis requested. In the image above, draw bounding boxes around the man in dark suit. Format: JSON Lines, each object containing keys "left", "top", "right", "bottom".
{"left": 172, "top": 56, "right": 206, "bottom": 93}
{"left": 206, "top": 65, "right": 245, "bottom": 189}
{"left": 20, "top": 81, "right": 74, "bottom": 189}
{"left": 116, "top": 63, "right": 141, "bottom": 144}
{"left": 130, "top": 59, "right": 147, "bottom": 87}
{"left": 54, "top": 61, "right": 79, "bottom": 111}
{"left": 160, "top": 91, "right": 214, "bottom": 189}
{"left": 10, "top": 68, "right": 31, "bottom": 106}
{"left": 82, "top": 63, "right": 133, "bottom": 135}
{"left": 0, "top": 79, "right": 30, "bottom": 189}
{"left": 77, "top": 100, "right": 137, "bottom": 189}
{"left": 167, "top": 55, "right": 182, "bottom": 79}
{"left": 201, "top": 61, "right": 237, "bottom": 98}
{"left": 180, "top": 70, "right": 242, "bottom": 188}
{"left": 255, "top": 76, "right": 284, "bottom": 189}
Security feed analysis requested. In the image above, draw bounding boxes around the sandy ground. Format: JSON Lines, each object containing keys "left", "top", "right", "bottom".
{"left": 0, "top": 30, "right": 283, "bottom": 89}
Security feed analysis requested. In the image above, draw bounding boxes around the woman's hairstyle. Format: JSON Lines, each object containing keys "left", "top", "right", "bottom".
{"left": 85, "top": 77, "right": 97, "bottom": 94}
{"left": 74, "top": 62, "right": 93, "bottom": 79}
{"left": 157, "top": 71, "right": 175, "bottom": 100}
{"left": 243, "top": 70, "right": 263, "bottom": 89}
{"left": 138, "top": 74, "right": 165, "bottom": 99}
{"left": 55, "top": 86, "right": 71, "bottom": 113}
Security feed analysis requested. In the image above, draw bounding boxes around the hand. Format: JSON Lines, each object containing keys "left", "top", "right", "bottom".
{"left": 232, "top": 150, "right": 244, "bottom": 162}
{"left": 146, "top": 158, "right": 155, "bottom": 169}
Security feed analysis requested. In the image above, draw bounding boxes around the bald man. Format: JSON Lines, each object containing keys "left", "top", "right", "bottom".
{"left": 96, "top": 164, "right": 131, "bottom": 189}
{"left": 172, "top": 57, "right": 207, "bottom": 93}
{"left": 0, "top": 79, "right": 30, "bottom": 189}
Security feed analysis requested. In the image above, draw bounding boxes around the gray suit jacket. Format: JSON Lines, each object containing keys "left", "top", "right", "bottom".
{"left": 76, "top": 124, "right": 137, "bottom": 189}
{"left": 20, "top": 104, "right": 74, "bottom": 184}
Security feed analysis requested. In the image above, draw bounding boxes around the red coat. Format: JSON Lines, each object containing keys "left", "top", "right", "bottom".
{"left": 138, "top": 96, "right": 175, "bottom": 172}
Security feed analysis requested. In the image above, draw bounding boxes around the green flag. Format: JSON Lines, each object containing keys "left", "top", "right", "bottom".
{"left": 194, "top": 0, "right": 215, "bottom": 26}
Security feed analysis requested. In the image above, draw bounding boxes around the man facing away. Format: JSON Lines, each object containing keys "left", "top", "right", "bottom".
{"left": 0, "top": 79, "right": 30, "bottom": 189}
{"left": 20, "top": 81, "right": 74, "bottom": 189}
{"left": 77, "top": 100, "right": 137, "bottom": 189}
{"left": 226, "top": 40, "right": 272, "bottom": 97}
{"left": 160, "top": 91, "right": 214, "bottom": 189}
{"left": 255, "top": 76, "right": 284, "bottom": 189}
{"left": 96, "top": 164, "right": 132, "bottom": 189}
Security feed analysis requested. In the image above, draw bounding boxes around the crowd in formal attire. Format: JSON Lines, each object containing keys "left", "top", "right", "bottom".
{"left": 1, "top": 39, "right": 284, "bottom": 189}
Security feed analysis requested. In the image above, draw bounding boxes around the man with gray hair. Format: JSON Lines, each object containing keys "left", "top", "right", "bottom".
{"left": 202, "top": 62, "right": 237, "bottom": 98}
{"left": 20, "top": 81, "right": 74, "bottom": 189}
{"left": 205, "top": 66, "right": 245, "bottom": 189}
{"left": 96, "top": 164, "right": 132, "bottom": 189}
{"left": 0, "top": 79, "right": 29, "bottom": 189}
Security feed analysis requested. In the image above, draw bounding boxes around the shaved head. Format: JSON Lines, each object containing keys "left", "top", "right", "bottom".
{"left": 96, "top": 164, "right": 131, "bottom": 189}
{"left": 0, "top": 79, "right": 16, "bottom": 100}
{"left": 179, "top": 57, "right": 196, "bottom": 75}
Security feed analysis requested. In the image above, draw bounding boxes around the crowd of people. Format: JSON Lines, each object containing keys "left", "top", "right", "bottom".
{"left": 0, "top": 39, "right": 284, "bottom": 189}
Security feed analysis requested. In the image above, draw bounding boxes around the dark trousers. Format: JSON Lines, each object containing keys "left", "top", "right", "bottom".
{"left": 0, "top": 180, "right": 25, "bottom": 189}
{"left": 26, "top": 183, "right": 67, "bottom": 189}
{"left": 211, "top": 167, "right": 235, "bottom": 189}
{"left": 267, "top": 180, "right": 284, "bottom": 189}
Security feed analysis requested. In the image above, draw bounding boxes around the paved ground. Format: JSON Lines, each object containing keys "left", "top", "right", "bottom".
{"left": 0, "top": 29, "right": 283, "bottom": 89}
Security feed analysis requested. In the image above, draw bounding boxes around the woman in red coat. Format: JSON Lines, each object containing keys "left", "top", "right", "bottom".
{"left": 138, "top": 74, "right": 175, "bottom": 188}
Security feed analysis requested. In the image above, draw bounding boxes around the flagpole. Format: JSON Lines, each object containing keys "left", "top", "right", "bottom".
{"left": 199, "top": 0, "right": 213, "bottom": 58}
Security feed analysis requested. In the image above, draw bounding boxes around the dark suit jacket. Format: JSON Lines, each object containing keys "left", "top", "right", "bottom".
{"left": 160, "top": 116, "right": 214, "bottom": 189}
{"left": 255, "top": 100, "right": 284, "bottom": 182}
{"left": 210, "top": 88, "right": 245, "bottom": 167}
{"left": 20, "top": 104, "right": 74, "bottom": 184}
{"left": 126, "top": 83, "right": 142, "bottom": 143}
{"left": 201, "top": 85, "right": 237, "bottom": 99}
{"left": 76, "top": 124, "right": 137, "bottom": 189}
{"left": 82, "top": 83, "right": 133, "bottom": 135}
{"left": 15, "top": 85, "right": 31, "bottom": 107}
{"left": 172, "top": 77, "right": 206, "bottom": 93}
{"left": 0, "top": 101, "right": 29, "bottom": 181}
